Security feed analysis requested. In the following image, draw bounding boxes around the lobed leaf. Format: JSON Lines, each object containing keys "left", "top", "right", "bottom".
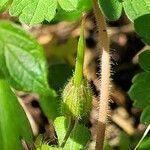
{"left": 128, "top": 72, "right": 150, "bottom": 108}
{"left": 139, "top": 50, "right": 150, "bottom": 71}
{"left": 134, "top": 14, "right": 150, "bottom": 44}
{"left": 99, "top": 0, "right": 122, "bottom": 21}
{"left": 0, "top": 79, "right": 33, "bottom": 150}
{"left": 129, "top": 50, "right": 150, "bottom": 123}
{"left": 123, "top": 0, "right": 150, "bottom": 21}
{"left": 0, "top": 21, "right": 52, "bottom": 94}
{"left": 10, "top": 0, "right": 57, "bottom": 25}
{"left": 140, "top": 106, "right": 150, "bottom": 124}
{"left": 9, "top": 0, "right": 80, "bottom": 25}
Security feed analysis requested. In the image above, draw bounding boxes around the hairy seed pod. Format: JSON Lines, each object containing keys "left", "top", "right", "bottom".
{"left": 61, "top": 77, "right": 92, "bottom": 119}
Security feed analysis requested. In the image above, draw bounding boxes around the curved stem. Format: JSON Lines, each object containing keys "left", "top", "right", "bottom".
{"left": 60, "top": 118, "right": 76, "bottom": 148}
{"left": 92, "top": 0, "right": 111, "bottom": 149}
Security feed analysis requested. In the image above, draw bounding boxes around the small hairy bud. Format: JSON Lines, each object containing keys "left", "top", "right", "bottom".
{"left": 61, "top": 77, "right": 92, "bottom": 119}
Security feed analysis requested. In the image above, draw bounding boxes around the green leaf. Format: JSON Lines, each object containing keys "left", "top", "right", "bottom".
{"left": 119, "top": 132, "right": 131, "bottom": 150}
{"left": 10, "top": 0, "right": 57, "bottom": 25}
{"left": 99, "top": 0, "right": 122, "bottom": 21}
{"left": 129, "top": 72, "right": 150, "bottom": 108}
{"left": 123, "top": 0, "right": 150, "bottom": 21}
{"left": 134, "top": 14, "right": 150, "bottom": 44}
{"left": 0, "top": 21, "right": 51, "bottom": 94}
{"left": 9, "top": 0, "right": 80, "bottom": 25}
{"left": 0, "top": 0, "right": 11, "bottom": 13}
{"left": 139, "top": 50, "right": 150, "bottom": 71}
{"left": 40, "top": 94, "right": 60, "bottom": 120}
{"left": 0, "top": 79, "right": 33, "bottom": 150}
{"left": 129, "top": 50, "right": 150, "bottom": 124}
{"left": 48, "top": 63, "right": 73, "bottom": 92}
{"left": 140, "top": 106, "right": 150, "bottom": 124}
{"left": 48, "top": 38, "right": 78, "bottom": 64}
{"left": 129, "top": 51, "right": 150, "bottom": 108}
{"left": 54, "top": 116, "right": 90, "bottom": 149}
{"left": 54, "top": 0, "right": 92, "bottom": 22}
{"left": 58, "top": 0, "right": 78, "bottom": 11}
{"left": 139, "top": 137, "right": 150, "bottom": 150}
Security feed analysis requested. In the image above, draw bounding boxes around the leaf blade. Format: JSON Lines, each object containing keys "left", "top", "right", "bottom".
{"left": 123, "top": 0, "right": 150, "bottom": 21}
{"left": 58, "top": 0, "right": 78, "bottom": 11}
{"left": 99, "top": 0, "right": 122, "bottom": 21}
{"left": 0, "top": 79, "right": 33, "bottom": 150}
{"left": 134, "top": 14, "right": 150, "bottom": 44}
{"left": 0, "top": 21, "right": 51, "bottom": 94}
{"left": 54, "top": 116, "right": 90, "bottom": 149}
{"left": 9, "top": 0, "right": 57, "bottom": 25}
{"left": 0, "top": 0, "right": 10, "bottom": 13}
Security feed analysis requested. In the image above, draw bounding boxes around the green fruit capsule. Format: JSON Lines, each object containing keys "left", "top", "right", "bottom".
{"left": 61, "top": 77, "right": 92, "bottom": 119}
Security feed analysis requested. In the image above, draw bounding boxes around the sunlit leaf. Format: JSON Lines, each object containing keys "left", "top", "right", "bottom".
{"left": 123, "top": 0, "right": 150, "bottom": 21}
{"left": 0, "top": 0, "right": 11, "bottom": 13}
{"left": 0, "top": 21, "right": 52, "bottom": 94}
{"left": 0, "top": 79, "right": 33, "bottom": 150}
{"left": 54, "top": 116, "right": 90, "bottom": 149}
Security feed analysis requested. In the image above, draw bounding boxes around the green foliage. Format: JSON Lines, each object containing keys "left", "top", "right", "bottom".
{"left": 0, "top": 21, "right": 53, "bottom": 94}
{"left": 139, "top": 50, "right": 150, "bottom": 72}
{"left": 0, "top": 79, "right": 33, "bottom": 150}
{"left": 48, "top": 63, "right": 73, "bottom": 92}
{"left": 0, "top": 0, "right": 11, "bottom": 13}
{"left": 99, "top": 0, "right": 150, "bottom": 22}
{"left": 129, "top": 50, "right": 150, "bottom": 124}
{"left": 48, "top": 38, "right": 77, "bottom": 64}
{"left": 123, "top": 0, "right": 150, "bottom": 21}
{"left": 126, "top": 12, "right": 150, "bottom": 124}
{"left": 134, "top": 14, "right": 150, "bottom": 44}
{"left": 99, "top": 0, "right": 122, "bottom": 21}
{"left": 139, "top": 137, "right": 150, "bottom": 150}
{"left": 140, "top": 106, "right": 150, "bottom": 124}
{"left": 54, "top": 116, "right": 90, "bottom": 149}
{"left": 8, "top": 0, "right": 92, "bottom": 25}
{"left": 40, "top": 94, "right": 60, "bottom": 120}
{"left": 57, "top": 0, "right": 78, "bottom": 11}
{"left": 10, "top": 0, "right": 58, "bottom": 25}
{"left": 119, "top": 132, "right": 131, "bottom": 150}
{"left": 54, "top": 0, "right": 92, "bottom": 22}
{"left": 0, "top": 0, "right": 150, "bottom": 149}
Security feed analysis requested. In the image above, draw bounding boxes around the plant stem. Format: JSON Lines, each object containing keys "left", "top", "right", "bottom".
{"left": 74, "top": 17, "right": 85, "bottom": 87}
{"left": 60, "top": 118, "right": 76, "bottom": 148}
{"left": 92, "top": 0, "right": 110, "bottom": 149}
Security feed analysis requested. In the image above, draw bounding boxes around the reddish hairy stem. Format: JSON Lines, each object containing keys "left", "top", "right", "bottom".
{"left": 92, "top": 0, "right": 111, "bottom": 149}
